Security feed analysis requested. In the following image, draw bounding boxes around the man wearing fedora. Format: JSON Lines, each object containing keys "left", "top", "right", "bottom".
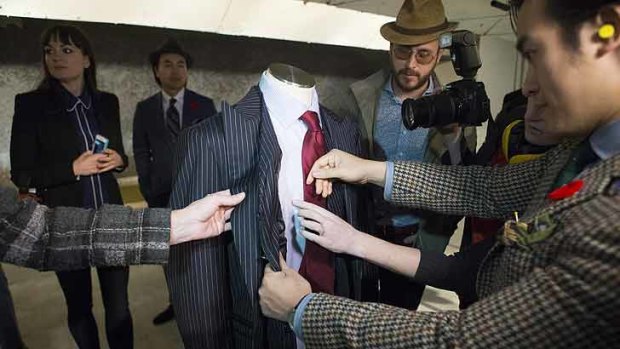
{"left": 132, "top": 38, "right": 217, "bottom": 324}
{"left": 329, "top": 0, "right": 477, "bottom": 310}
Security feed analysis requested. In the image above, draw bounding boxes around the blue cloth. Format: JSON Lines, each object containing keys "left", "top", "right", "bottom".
{"left": 373, "top": 76, "right": 434, "bottom": 227}
{"left": 383, "top": 118, "right": 620, "bottom": 199}
{"left": 59, "top": 85, "right": 108, "bottom": 209}
{"left": 590, "top": 119, "right": 620, "bottom": 160}
{"left": 383, "top": 162, "right": 395, "bottom": 201}
{"left": 293, "top": 293, "right": 316, "bottom": 340}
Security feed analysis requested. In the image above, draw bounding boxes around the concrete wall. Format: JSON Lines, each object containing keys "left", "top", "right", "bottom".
{"left": 0, "top": 17, "right": 387, "bottom": 181}
{"left": 0, "top": 17, "right": 519, "bottom": 184}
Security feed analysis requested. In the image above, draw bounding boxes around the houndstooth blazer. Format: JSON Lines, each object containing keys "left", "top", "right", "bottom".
{"left": 301, "top": 140, "right": 620, "bottom": 348}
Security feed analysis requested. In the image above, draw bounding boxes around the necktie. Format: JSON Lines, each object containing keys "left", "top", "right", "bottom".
{"left": 297, "top": 111, "right": 335, "bottom": 294}
{"left": 550, "top": 140, "right": 598, "bottom": 190}
{"left": 167, "top": 97, "right": 181, "bottom": 139}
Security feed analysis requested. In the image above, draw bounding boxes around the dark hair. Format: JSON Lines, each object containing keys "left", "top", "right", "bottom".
{"left": 510, "top": 0, "right": 620, "bottom": 50}
{"left": 148, "top": 38, "right": 193, "bottom": 86}
{"left": 37, "top": 24, "right": 97, "bottom": 92}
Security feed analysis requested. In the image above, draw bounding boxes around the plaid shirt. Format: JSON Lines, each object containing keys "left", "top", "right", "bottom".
{"left": 0, "top": 185, "right": 170, "bottom": 271}
{"left": 301, "top": 140, "right": 620, "bottom": 348}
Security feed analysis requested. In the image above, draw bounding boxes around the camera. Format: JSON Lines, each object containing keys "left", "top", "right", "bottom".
{"left": 402, "top": 30, "right": 492, "bottom": 129}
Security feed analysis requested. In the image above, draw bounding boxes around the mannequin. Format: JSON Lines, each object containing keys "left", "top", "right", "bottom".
{"left": 259, "top": 63, "right": 324, "bottom": 349}
{"left": 261, "top": 63, "right": 316, "bottom": 108}
{"left": 167, "top": 62, "right": 365, "bottom": 349}
{"left": 258, "top": 63, "right": 321, "bottom": 274}
{"left": 267, "top": 63, "right": 315, "bottom": 87}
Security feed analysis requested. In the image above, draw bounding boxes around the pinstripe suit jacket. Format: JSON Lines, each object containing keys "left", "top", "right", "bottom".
{"left": 168, "top": 87, "right": 368, "bottom": 349}
{"left": 301, "top": 140, "right": 620, "bottom": 348}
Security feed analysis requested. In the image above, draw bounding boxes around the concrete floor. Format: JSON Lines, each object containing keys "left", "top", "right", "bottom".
{"left": 4, "top": 264, "right": 183, "bottom": 348}
{"left": 3, "top": 218, "right": 463, "bottom": 349}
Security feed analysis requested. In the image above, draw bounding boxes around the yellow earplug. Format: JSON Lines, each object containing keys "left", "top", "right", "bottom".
{"left": 598, "top": 24, "right": 616, "bottom": 39}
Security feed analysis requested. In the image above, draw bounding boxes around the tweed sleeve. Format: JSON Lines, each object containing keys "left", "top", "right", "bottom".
{"left": 303, "top": 254, "right": 620, "bottom": 349}
{"left": 1, "top": 185, "right": 170, "bottom": 270}
{"left": 301, "top": 196, "right": 620, "bottom": 348}
{"left": 390, "top": 156, "right": 547, "bottom": 219}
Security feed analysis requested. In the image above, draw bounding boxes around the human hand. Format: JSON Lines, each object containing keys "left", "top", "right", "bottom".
{"left": 292, "top": 200, "right": 362, "bottom": 256}
{"left": 305, "top": 149, "right": 387, "bottom": 197}
{"left": 97, "top": 148, "right": 124, "bottom": 173}
{"left": 259, "top": 254, "right": 312, "bottom": 322}
{"left": 169, "top": 190, "right": 246, "bottom": 245}
{"left": 73, "top": 151, "right": 107, "bottom": 176}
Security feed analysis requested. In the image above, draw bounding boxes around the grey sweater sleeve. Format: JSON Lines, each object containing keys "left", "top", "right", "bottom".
{"left": 1, "top": 185, "right": 170, "bottom": 271}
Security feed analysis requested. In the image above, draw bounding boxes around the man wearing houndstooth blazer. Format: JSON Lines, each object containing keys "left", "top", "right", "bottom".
{"left": 258, "top": 1, "right": 620, "bottom": 348}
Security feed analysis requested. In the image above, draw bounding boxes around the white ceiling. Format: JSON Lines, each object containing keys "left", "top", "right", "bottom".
{"left": 0, "top": 0, "right": 515, "bottom": 51}
{"left": 0, "top": 0, "right": 393, "bottom": 49}
{"left": 299, "top": 0, "right": 515, "bottom": 41}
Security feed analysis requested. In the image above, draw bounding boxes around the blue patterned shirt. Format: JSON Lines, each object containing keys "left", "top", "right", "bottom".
{"left": 373, "top": 76, "right": 435, "bottom": 227}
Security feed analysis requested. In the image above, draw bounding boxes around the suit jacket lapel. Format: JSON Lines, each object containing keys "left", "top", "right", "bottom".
{"left": 225, "top": 87, "right": 296, "bottom": 347}
{"left": 524, "top": 139, "right": 580, "bottom": 218}
{"left": 182, "top": 90, "right": 191, "bottom": 127}
{"left": 320, "top": 107, "right": 355, "bottom": 222}
{"left": 222, "top": 87, "right": 269, "bottom": 305}
{"left": 531, "top": 150, "right": 620, "bottom": 219}
{"left": 182, "top": 89, "right": 197, "bottom": 128}
{"left": 151, "top": 92, "right": 174, "bottom": 147}
{"left": 46, "top": 94, "right": 81, "bottom": 154}
{"left": 256, "top": 93, "right": 285, "bottom": 273}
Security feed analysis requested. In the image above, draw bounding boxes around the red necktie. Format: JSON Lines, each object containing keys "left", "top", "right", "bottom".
{"left": 297, "top": 111, "right": 335, "bottom": 294}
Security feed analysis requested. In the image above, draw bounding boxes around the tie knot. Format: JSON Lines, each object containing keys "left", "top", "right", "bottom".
{"left": 170, "top": 97, "right": 177, "bottom": 106}
{"left": 300, "top": 111, "right": 321, "bottom": 132}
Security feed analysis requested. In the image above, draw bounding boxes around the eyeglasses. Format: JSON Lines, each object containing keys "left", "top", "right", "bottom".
{"left": 392, "top": 45, "right": 438, "bottom": 65}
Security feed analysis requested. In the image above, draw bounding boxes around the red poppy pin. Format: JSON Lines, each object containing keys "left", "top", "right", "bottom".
{"left": 548, "top": 179, "right": 584, "bottom": 201}
{"left": 190, "top": 101, "right": 199, "bottom": 111}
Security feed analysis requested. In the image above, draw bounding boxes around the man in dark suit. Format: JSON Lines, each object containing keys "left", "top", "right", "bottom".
{"left": 167, "top": 69, "right": 369, "bottom": 348}
{"left": 132, "top": 38, "right": 216, "bottom": 324}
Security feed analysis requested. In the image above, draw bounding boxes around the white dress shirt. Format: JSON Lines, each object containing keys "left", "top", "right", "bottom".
{"left": 161, "top": 88, "right": 185, "bottom": 127}
{"left": 258, "top": 72, "right": 321, "bottom": 273}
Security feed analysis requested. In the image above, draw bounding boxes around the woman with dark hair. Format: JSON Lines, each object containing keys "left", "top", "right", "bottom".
{"left": 10, "top": 24, "right": 133, "bottom": 349}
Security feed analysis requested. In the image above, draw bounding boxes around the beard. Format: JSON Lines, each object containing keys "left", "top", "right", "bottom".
{"left": 394, "top": 68, "right": 433, "bottom": 93}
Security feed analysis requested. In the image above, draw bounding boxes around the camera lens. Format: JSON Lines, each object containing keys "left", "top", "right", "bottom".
{"left": 402, "top": 92, "right": 459, "bottom": 129}
{"left": 402, "top": 98, "right": 430, "bottom": 129}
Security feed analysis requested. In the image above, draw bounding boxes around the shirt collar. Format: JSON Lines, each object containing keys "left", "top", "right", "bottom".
{"left": 60, "top": 84, "right": 92, "bottom": 112}
{"left": 384, "top": 74, "right": 436, "bottom": 102}
{"left": 258, "top": 71, "right": 320, "bottom": 129}
{"left": 162, "top": 88, "right": 185, "bottom": 104}
{"left": 589, "top": 119, "right": 620, "bottom": 160}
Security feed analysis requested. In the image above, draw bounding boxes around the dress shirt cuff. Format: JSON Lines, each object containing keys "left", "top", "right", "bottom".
{"left": 293, "top": 293, "right": 316, "bottom": 340}
{"left": 383, "top": 161, "right": 396, "bottom": 201}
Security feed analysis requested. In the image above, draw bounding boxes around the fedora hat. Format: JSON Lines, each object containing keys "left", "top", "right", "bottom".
{"left": 381, "top": 0, "right": 458, "bottom": 45}
{"left": 149, "top": 38, "right": 193, "bottom": 69}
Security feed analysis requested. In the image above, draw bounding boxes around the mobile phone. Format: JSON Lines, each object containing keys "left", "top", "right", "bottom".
{"left": 92, "top": 134, "right": 109, "bottom": 154}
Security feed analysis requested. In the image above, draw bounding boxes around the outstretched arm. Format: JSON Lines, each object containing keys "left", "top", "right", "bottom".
{"left": 0, "top": 185, "right": 244, "bottom": 271}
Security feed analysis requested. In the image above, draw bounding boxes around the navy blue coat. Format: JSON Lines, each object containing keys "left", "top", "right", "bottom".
{"left": 10, "top": 88, "right": 128, "bottom": 208}
{"left": 132, "top": 89, "right": 216, "bottom": 207}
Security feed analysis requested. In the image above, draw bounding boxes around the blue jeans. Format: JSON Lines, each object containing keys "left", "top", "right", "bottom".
{"left": 0, "top": 265, "right": 25, "bottom": 349}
